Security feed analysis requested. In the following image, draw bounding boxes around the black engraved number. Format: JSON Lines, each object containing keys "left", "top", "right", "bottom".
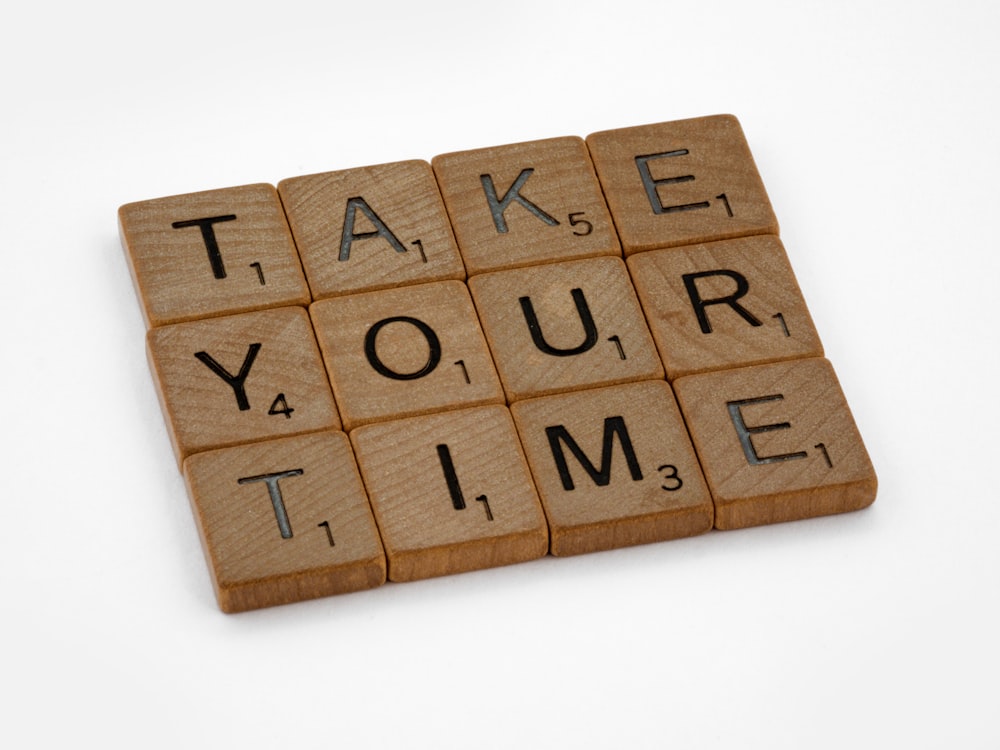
{"left": 773, "top": 312, "right": 790, "bottom": 337}
{"left": 476, "top": 495, "right": 494, "bottom": 521}
{"left": 568, "top": 212, "right": 593, "bottom": 236}
{"left": 250, "top": 261, "right": 266, "bottom": 285}
{"left": 815, "top": 442, "right": 833, "bottom": 468}
{"left": 658, "top": 464, "right": 683, "bottom": 491}
{"left": 318, "top": 521, "right": 336, "bottom": 547}
{"left": 454, "top": 359, "right": 471, "bottom": 383}
{"left": 716, "top": 193, "right": 733, "bottom": 217}
{"left": 411, "top": 239, "right": 427, "bottom": 263}
{"left": 608, "top": 335, "right": 627, "bottom": 360}
{"left": 268, "top": 393, "right": 294, "bottom": 419}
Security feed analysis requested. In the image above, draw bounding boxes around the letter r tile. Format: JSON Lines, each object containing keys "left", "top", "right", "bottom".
{"left": 310, "top": 281, "right": 505, "bottom": 430}
{"left": 350, "top": 406, "right": 548, "bottom": 582}
{"left": 432, "top": 136, "right": 621, "bottom": 275}
{"left": 147, "top": 306, "right": 340, "bottom": 466}
{"left": 119, "top": 184, "right": 311, "bottom": 328}
{"left": 673, "top": 358, "right": 877, "bottom": 530}
{"left": 587, "top": 115, "right": 779, "bottom": 255}
{"left": 627, "top": 235, "right": 823, "bottom": 379}
{"left": 183, "top": 431, "right": 386, "bottom": 613}
{"left": 278, "top": 160, "right": 466, "bottom": 300}
{"left": 510, "top": 381, "right": 713, "bottom": 556}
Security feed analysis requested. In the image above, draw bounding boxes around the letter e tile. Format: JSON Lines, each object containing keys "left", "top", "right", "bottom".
{"left": 350, "top": 406, "right": 548, "bottom": 581}
{"left": 673, "top": 358, "right": 877, "bottom": 529}
{"left": 119, "top": 184, "right": 310, "bottom": 327}
{"left": 147, "top": 306, "right": 340, "bottom": 466}
{"left": 511, "top": 381, "right": 713, "bottom": 556}
{"left": 183, "top": 431, "right": 386, "bottom": 612}
{"left": 587, "top": 115, "right": 778, "bottom": 255}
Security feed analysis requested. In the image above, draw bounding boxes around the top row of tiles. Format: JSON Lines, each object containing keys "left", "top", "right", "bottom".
{"left": 120, "top": 115, "right": 779, "bottom": 328}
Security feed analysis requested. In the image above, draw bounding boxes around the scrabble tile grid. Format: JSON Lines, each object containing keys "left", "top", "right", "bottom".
{"left": 119, "top": 114, "right": 877, "bottom": 613}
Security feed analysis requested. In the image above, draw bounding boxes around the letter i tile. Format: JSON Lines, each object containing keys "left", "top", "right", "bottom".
{"left": 673, "top": 358, "right": 877, "bottom": 530}
{"left": 350, "top": 406, "right": 549, "bottom": 582}
{"left": 147, "top": 306, "right": 340, "bottom": 466}
{"left": 510, "top": 381, "right": 713, "bottom": 556}
{"left": 183, "top": 431, "right": 386, "bottom": 613}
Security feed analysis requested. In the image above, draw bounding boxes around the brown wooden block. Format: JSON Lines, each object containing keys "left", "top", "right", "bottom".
{"left": 310, "top": 281, "right": 504, "bottom": 430}
{"left": 468, "top": 256, "right": 663, "bottom": 402}
{"left": 510, "top": 381, "right": 713, "bottom": 556}
{"left": 350, "top": 406, "right": 548, "bottom": 581}
{"left": 586, "top": 115, "right": 778, "bottom": 255}
{"left": 183, "top": 431, "right": 386, "bottom": 613}
{"left": 432, "top": 136, "right": 620, "bottom": 275}
{"left": 673, "top": 358, "right": 877, "bottom": 530}
{"left": 278, "top": 160, "right": 466, "bottom": 300}
{"left": 627, "top": 235, "right": 823, "bottom": 380}
{"left": 147, "top": 306, "right": 340, "bottom": 466}
{"left": 119, "top": 184, "right": 311, "bottom": 328}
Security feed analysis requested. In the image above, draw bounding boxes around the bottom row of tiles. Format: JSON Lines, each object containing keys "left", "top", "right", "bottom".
{"left": 183, "top": 357, "right": 876, "bottom": 612}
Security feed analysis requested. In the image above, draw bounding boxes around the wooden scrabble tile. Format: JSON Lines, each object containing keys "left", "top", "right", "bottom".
{"left": 310, "top": 280, "right": 504, "bottom": 430}
{"left": 510, "top": 381, "right": 713, "bottom": 556}
{"left": 119, "top": 183, "right": 311, "bottom": 327}
{"left": 147, "top": 306, "right": 340, "bottom": 466}
{"left": 183, "top": 431, "right": 386, "bottom": 613}
{"left": 586, "top": 115, "right": 779, "bottom": 255}
{"left": 432, "top": 136, "right": 620, "bottom": 275}
{"left": 350, "top": 406, "right": 548, "bottom": 581}
{"left": 627, "top": 235, "right": 823, "bottom": 380}
{"left": 277, "top": 160, "right": 466, "bottom": 300}
{"left": 468, "top": 256, "right": 663, "bottom": 402}
{"left": 673, "top": 358, "right": 877, "bottom": 530}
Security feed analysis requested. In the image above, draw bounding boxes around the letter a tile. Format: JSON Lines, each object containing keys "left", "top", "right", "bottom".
{"left": 183, "top": 431, "right": 386, "bottom": 613}
{"left": 587, "top": 115, "right": 779, "bottom": 255}
{"left": 278, "top": 160, "right": 466, "bottom": 300}
{"left": 673, "top": 358, "right": 877, "bottom": 530}
{"left": 147, "top": 306, "right": 340, "bottom": 466}
{"left": 350, "top": 406, "right": 549, "bottom": 581}
{"left": 511, "top": 381, "right": 713, "bottom": 556}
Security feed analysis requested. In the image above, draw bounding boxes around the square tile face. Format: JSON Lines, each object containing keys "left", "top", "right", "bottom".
{"left": 468, "top": 256, "right": 663, "bottom": 401}
{"left": 510, "top": 381, "right": 713, "bottom": 556}
{"left": 587, "top": 115, "right": 779, "bottom": 255}
{"left": 350, "top": 406, "right": 548, "bottom": 581}
{"left": 147, "top": 306, "right": 340, "bottom": 466}
{"left": 278, "top": 160, "right": 466, "bottom": 300}
{"left": 673, "top": 358, "right": 877, "bottom": 530}
{"left": 310, "top": 281, "right": 505, "bottom": 430}
{"left": 432, "top": 136, "right": 620, "bottom": 275}
{"left": 183, "top": 431, "right": 386, "bottom": 613}
{"left": 628, "top": 235, "right": 823, "bottom": 379}
{"left": 119, "top": 183, "right": 311, "bottom": 327}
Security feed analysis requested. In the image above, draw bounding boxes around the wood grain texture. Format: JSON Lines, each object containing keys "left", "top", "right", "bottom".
{"left": 510, "top": 380, "right": 713, "bottom": 556}
{"left": 587, "top": 115, "right": 778, "bottom": 255}
{"left": 183, "top": 431, "right": 385, "bottom": 613}
{"left": 468, "top": 256, "right": 663, "bottom": 402}
{"left": 310, "top": 280, "right": 504, "bottom": 430}
{"left": 147, "top": 306, "right": 340, "bottom": 466}
{"left": 278, "top": 160, "right": 466, "bottom": 300}
{"left": 628, "top": 235, "right": 823, "bottom": 379}
{"left": 673, "top": 358, "right": 877, "bottom": 529}
{"left": 119, "top": 183, "right": 310, "bottom": 328}
{"left": 432, "top": 136, "right": 620, "bottom": 275}
{"left": 350, "top": 406, "right": 548, "bottom": 582}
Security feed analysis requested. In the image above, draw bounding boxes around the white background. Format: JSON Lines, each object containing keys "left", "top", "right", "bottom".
{"left": 3, "top": 1, "right": 997, "bottom": 747}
